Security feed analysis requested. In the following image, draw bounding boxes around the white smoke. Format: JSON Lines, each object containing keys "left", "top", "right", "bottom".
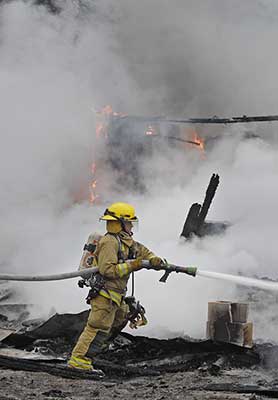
{"left": 0, "top": 0, "right": 278, "bottom": 341}
{"left": 133, "top": 128, "right": 278, "bottom": 339}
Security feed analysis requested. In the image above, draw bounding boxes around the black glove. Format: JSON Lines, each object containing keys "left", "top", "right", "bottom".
{"left": 78, "top": 279, "right": 85, "bottom": 288}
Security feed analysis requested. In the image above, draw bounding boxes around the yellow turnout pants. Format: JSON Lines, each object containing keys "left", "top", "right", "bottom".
{"left": 71, "top": 294, "right": 129, "bottom": 360}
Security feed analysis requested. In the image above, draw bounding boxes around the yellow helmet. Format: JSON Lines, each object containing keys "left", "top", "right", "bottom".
{"left": 100, "top": 202, "right": 138, "bottom": 222}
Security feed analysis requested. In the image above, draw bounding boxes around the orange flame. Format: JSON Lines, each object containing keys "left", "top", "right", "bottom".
{"left": 95, "top": 105, "right": 112, "bottom": 139}
{"left": 90, "top": 162, "right": 98, "bottom": 203}
{"left": 193, "top": 132, "right": 205, "bottom": 151}
{"left": 91, "top": 105, "right": 126, "bottom": 203}
{"left": 90, "top": 177, "right": 99, "bottom": 204}
{"left": 90, "top": 107, "right": 206, "bottom": 204}
{"left": 95, "top": 105, "right": 126, "bottom": 139}
{"left": 91, "top": 179, "right": 97, "bottom": 189}
{"left": 184, "top": 128, "right": 205, "bottom": 152}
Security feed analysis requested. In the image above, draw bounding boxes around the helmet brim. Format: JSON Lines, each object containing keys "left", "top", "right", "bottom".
{"left": 100, "top": 215, "right": 139, "bottom": 222}
{"left": 100, "top": 215, "right": 118, "bottom": 221}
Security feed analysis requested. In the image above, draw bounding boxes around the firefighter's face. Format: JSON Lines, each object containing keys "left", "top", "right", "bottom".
{"left": 123, "top": 221, "right": 133, "bottom": 234}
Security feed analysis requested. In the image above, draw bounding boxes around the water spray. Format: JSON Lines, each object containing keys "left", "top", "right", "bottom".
{"left": 196, "top": 270, "right": 278, "bottom": 292}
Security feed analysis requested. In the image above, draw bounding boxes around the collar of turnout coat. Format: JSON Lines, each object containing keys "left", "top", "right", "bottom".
{"left": 116, "top": 231, "right": 133, "bottom": 247}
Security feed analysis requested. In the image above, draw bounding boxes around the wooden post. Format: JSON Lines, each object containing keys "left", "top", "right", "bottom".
{"left": 180, "top": 174, "right": 222, "bottom": 239}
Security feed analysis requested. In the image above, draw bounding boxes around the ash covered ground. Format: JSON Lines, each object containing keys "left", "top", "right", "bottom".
{"left": 2, "top": 368, "right": 278, "bottom": 400}
{"left": 1, "top": 284, "right": 278, "bottom": 399}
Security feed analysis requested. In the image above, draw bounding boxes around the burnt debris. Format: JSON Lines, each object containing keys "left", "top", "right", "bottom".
{"left": 0, "top": 326, "right": 262, "bottom": 380}
{"left": 0, "top": 300, "right": 275, "bottom": 381}
{"left": 0, "top": 281, "right": 277, "bottom": 382}
{"left": 180, "top": 173, "right": 229, "bottom": 239}
{"left": 0, "top": 280, "right": 278, "bottom": 383}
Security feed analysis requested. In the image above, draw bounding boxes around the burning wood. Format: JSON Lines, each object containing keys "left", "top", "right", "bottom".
{"left": 91, "top": 107, "right": 206, "bottom": 201}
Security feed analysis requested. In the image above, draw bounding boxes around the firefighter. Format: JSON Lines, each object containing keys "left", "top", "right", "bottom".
{"left": 68, "top": 202, "right": 164, "bottom": 375}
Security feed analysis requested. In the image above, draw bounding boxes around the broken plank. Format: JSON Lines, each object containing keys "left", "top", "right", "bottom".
{"left": 0, "top": 327, "right": 15, "bottom": 342}
{"left": 0, "top": 354, "right": 159, "bottom": 380}
{"left": 0, "top": 355, "right": 103, "bottom": 380}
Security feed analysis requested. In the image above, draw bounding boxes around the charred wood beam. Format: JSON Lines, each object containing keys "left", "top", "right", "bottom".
{"left": 0, "top": 355, "right": 103, "bottom": 380}
{"left": 103, "top": 333, "right": 261, "bottom": 369}
{"left": 196, "top": 174, "right": 219, "bottom": 232}
{"left": 180, "top": 174, "right": 220, "bottom": 239}
{"left": 0, "top": 354, "right": 159, "bottom": 379}
{"left": 117, "top": 114, "right": 278, "bottom": 125}
{"left": 180, "top": 203, "right": 201, "bottom": 239}
{"left": 165, "top": 114, "right": 278, "bottom": 124}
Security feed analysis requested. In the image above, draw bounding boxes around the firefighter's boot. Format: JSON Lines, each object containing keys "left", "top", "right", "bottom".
{"left": 67, "top": 355, "right": 104, "bottom": 377}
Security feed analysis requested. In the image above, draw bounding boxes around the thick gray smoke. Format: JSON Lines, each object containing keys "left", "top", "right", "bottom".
{"left": 0, "top": 0, "right": 278, "bottom": 341}
{"left": 103, "top": 0, "right": 278, "bottom": 117}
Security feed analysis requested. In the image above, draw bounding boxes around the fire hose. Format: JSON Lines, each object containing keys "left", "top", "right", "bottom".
{"left": 0, "top": 261, "right": 278, "bottom": 293}
{"left": 0, "top": 262, "right": 195, "bottom": 282}
{"left": 0, "top": 267, "right": 98, "bottom": 281}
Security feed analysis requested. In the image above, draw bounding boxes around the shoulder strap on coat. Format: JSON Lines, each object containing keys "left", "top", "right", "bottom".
{"left": 105, "top": 233, "right": 125, "bottom": 262}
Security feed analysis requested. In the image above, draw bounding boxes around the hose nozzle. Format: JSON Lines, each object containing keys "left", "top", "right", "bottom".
{"left": 184, "top": 266, "right": 197, "bottom": 277}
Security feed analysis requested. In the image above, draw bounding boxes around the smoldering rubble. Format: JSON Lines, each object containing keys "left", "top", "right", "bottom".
{"left": 2, "top": 282, "right": 278, "bottom": 400}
